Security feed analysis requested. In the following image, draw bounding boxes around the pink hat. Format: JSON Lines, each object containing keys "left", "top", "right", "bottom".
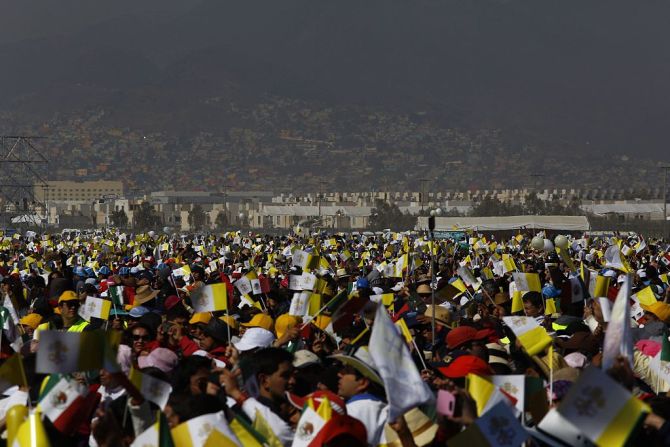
{"left": 138, "top": 347, "right": 179, "bottom": 373}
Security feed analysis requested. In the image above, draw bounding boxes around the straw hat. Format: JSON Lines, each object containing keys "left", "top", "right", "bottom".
{"left": 383, "top": 408, "right": 438, "bottom": 446}
{"left": 134, "top": 285, "right": 159, "bottom": 305}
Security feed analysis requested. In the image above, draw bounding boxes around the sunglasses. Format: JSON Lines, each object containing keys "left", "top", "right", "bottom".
{"left": 60, "top": 301, "right": 79, "bottom": 309}
{"left": 132, "top": 334, "right": 150, "bottom": 342}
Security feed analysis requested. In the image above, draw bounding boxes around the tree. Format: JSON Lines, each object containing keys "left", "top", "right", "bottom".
{"left": 109, "top": 209, "right": 128, "bottom": 229}
{"left": 133, "top": 202, "right": 161, "bottom": 231}
{"left": 368, "top": 200, "right": 416, "bottom": 231}
{"left": 214, "top": 209, "right": 229, "bottom": 230}
{"left": 188, "top": 204, "right": 208, "bottom": 231}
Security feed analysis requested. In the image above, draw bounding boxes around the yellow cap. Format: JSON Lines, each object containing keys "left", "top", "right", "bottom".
{"left": 219, "top": 315, "right": 239, "bottom": 330}
{"left": 275, "top": 314, "right": 300, "bottom": 339}
{"left": 189, "top": 312, "right": 212, "bottom": 325}
{"left": 58, "top": 290, "right": 78, "bottom": 303}
{"left": 19, "top": 313, "right": 43, "bottom": 329}
{"left": 241, "top": 313, "right": 274, "bottom": 332}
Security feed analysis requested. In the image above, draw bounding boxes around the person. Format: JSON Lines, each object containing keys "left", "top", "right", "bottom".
{"left": 219, "top": 347, "right": 295, "bottom": 445}
{"left": 333, "top": 348, "right": 388, "bottom": 446}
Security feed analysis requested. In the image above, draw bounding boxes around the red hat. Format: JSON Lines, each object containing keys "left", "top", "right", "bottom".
{"left": 286, "top": 391, "right": 346, "bottom": 415}
{"left": 437, "top": 355, "right": 493, "bottom": 378}
{"left": 446, "top": 326, "right": 488, "bottom": 349}
{"left": 310, "top": 414, "right": 367, "bottom": 446}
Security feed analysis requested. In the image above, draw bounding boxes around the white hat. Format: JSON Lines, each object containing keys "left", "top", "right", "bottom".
{"left": 234, "top": 327, "right": 275, "bottom": 352}
{"left": 603, "top": 270, "right": 617, "bottom": 278}
{"left": 391, "top": 281, "right": 405, "bottom": 292}
{"left": 293, "top": 350, "right": 322, "bottom": 368}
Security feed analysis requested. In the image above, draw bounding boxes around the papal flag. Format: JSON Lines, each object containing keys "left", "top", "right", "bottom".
{"left": 450, "top": 401, "right": 527, "bottom": 447}
{"left": 79, "top": 296, "right": 111, "bottom": 321}
{"left": 129, "top": 367, "right": 172, "bottom": 410}
{"left": 369, "top": 304, "right": 434, "bottom": 420}
{"left": 0, "top": 354, "right": 28, "bottom": 393}
{"left": 502, "top": 316, "right": 552, "bottom": 356}
{"left": 602, "top": 275, "right": 633, "bottom": 371}
{"left": 12, "top": 411, "right": 51, "bottom": 447}
{"left": 171, "top": 411, "right": 240, "bottom": 447}
{"left": 191, "top": 283, "right": 228, "bottom": 313}
{"left": 512, "top": 272, "right": 541, "bottom": 293}
{"left": 36, "top": 330, "right": 118, "bottom": 374}
{"left": 632, "top": 286, "right": 657, "bottom": 306}
{"left": 604, "top": 245, "right": 632, "bottom": 273}
{"left": 557, "top": 366, "right": 649, "bottom": 447}
{"left": 466, "top": 374, "right": 516, "bottom": 416}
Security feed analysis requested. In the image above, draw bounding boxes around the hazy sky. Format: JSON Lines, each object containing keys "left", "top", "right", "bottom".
{"left": 1, "top": 0, "right": 668, "bottom": 157}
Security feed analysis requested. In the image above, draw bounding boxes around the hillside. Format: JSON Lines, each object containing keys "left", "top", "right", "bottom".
{"left": 0, "top": 0, "right": 667, "bottom": 193}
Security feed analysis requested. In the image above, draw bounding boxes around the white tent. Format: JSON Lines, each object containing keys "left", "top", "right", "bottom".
{"left": 416, "top": 215, "right": 590, "bottom": 232}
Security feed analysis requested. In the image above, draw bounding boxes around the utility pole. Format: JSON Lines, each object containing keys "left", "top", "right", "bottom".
{"left": 317, "top": 180, "right": 327, "bottom": 227}
{"left": 662, "top": 164, "right": 670, "bottom": 238}
{"left": 419, "top": 178, "right": 429, "bottom": 212}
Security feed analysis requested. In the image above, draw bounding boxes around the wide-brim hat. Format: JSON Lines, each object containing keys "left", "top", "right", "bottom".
{"left": 134, "top": 285, "right": 160, "bottom": 305}
{"left": 330, "top": 346, "right": 382, "bottom": 385}
{"left": 383, "top": 408, "right": 438, "bottom": 446}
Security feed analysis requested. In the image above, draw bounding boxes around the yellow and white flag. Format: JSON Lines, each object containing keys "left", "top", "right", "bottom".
{"left": 129, "top": 368, "right": 172, "bottom": 410}
{"left": 512, "top": 272, "right": 542, "bottom": 293}
{"left": 172, "top": 411, "right": 240, "bottom": 447}
{"left": 12, "top": 412, "right": 51, "bottom": 447}
{"left": 604, "top": 245, "right": 632, "bottom": 273}
{"left": 466, "top": 374, "right": 514, "bottom": 416}
{"left": 80, "top": 296, "right": 112, "bottom": 321}
{"left": 502, "top": 316, "right": 552, "bottom": 356}
{"left": 36, "top": 331, "right": 105, "bottom": 373}
{"left": 191, "top": 283, "right": 228, "bottom": 313}
{"left": 632, "top": 286, "right": 657, "bottom": 306}
{"left": 557, "top": 366, "right": 649, "bottom": 447}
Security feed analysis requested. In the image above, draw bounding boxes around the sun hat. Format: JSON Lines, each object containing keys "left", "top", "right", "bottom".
{"left": 330, "top": 346, "right": 382, "bottom": 385}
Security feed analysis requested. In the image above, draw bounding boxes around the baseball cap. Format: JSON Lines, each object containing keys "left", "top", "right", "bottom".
{"left": 137, "top": 347, "right": 179, "bottom": 373}
{"left": 438, "top": 355, "right": 493, "bottom": 378}
{"left": 446, "top": 326, "right": 487, "bottom": 349}
{"left": 219, "top": 315, "right": 239, "bottom": 330}
{"left": 293, "top": 350, "right": 322, "bottom": 368}
{"left": 189, "top": 312, "right": 212, "bottom": 325}
{"left": 241, "top": 313, "right": 274, "bottom": 332}
{"left": 19, "top": 313, "right": 43, "bottom": 329}
{"left": 128, "top": 306, "right": 150, "bottom": 319}
{"left": 58, "top": 290, "right": 79, "bottom": 303}
{"left": 275, "top": 314, "right": 300, "bottom": 339}
{"left": 234, "top": 327, "right": 275, "bottom": 352}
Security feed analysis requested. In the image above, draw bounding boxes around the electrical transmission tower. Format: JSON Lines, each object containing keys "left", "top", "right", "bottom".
{"left": 0, "top": 136, "right": 49, "bottom": 228}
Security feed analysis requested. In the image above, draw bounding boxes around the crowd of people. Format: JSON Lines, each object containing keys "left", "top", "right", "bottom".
{"left": 0, "top": 228, "right": 670, "bottom": 446}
